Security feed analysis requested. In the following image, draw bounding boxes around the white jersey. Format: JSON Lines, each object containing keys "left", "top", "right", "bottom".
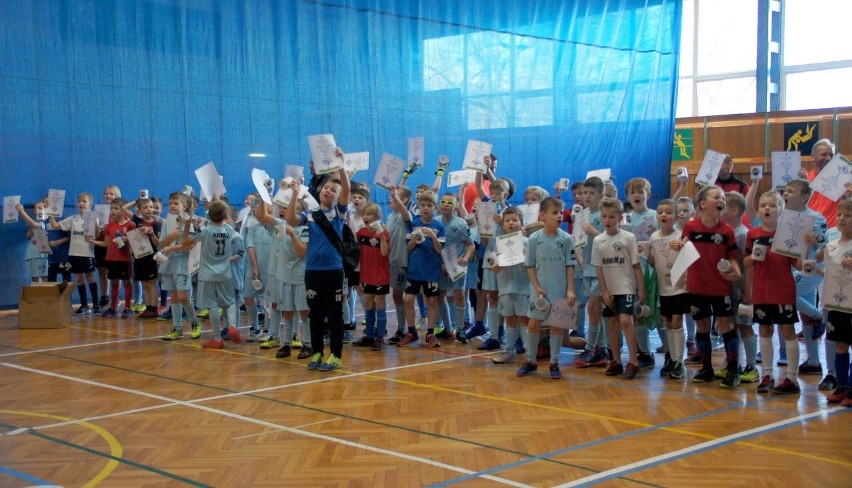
{"left": 59, "top": 214, "right": 95, "bottom": 258}
{"left": 649, "top": 229, "right": 687, "bottom": 296}
{"left": 592, "top": 229, "right": 640, "bottom": 296}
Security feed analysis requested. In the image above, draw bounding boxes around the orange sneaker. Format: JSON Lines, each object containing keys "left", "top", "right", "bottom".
{"left": 227, "top": 326, "right": 242, "bottom": 344}
{"left": 203, "top": 339, "right": 224, "bottom": 349}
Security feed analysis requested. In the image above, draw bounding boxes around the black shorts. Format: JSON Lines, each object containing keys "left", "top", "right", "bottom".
{"left": 826, "top": 310, "right": 852, "bottom": 344}
{"left": 106, "top": 260, "right": 132, "bottom": 280}
{"left": 94, "top": 245, "right": 108, "bottom": 267}
{"left": 361, "top": 283, "right": 389, "bottom": 295}
{"left": 603, "top": 294, "right": 635, "bottom": 318}
{"left": 69, "top": 256, "right": 95, "bottom": 274}
{"left": 405, "top": 279, "right": 440, "bottom": 298}
{"left": 752, "top": 304, "right": 797, "bottom": 325}
{"left": 133, "top": 255, "right": 158, "bottom": 281}
{"left": 688, "top": 294, "right": 734, "bottom": 321}
{"left": 659, "top": 293, "right": 690, "bottom": 321}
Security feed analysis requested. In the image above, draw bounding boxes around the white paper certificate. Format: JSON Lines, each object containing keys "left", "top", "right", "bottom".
{"left": 516, "top": 204, "right": 540, "bottom": 229}
{"left": 822, "top": 243, "right": 852, "bottom": 312}
{"left": 771, "top": 151, "right": 802, "bottom": 190}
{"left": 811, "top": 154, "right": 852, "bottom": 202}
{"left": 251, "top": 168, "right": 273, "bottom": 205}
{"left": 94, "top": 204, "right": 111, "bottom": 228}
{"left": 31, "top": 228, "right": 53, "bottom": 254}
{"left": 441, "top": 246, "right": 467, "bottom": 282}
{"left": 374, "top": 153, "right": 406, "bottom": 190}
{"left": 4, "top": 195, "right": 20, "bottom": 223}
{"left": 194, "top": 162, "right": 226, "bottom": 201}
{"left": 308, "top": 134, "right": 341, "bottom": 174}
{"left": 188, "top": 242, "right": 201, "bottom": 276}
{"left": 81, "top": 210, "right": 98, "bottom": 238}
{"left": 46, "top": 189, "right": 66, "bottom": 218}
{"left": 408, "top": 136, "right": 424, "bottom": 167}
{"left": 462, "top": 140, "right": 492, "bottom": 173}
{"left": 496, "top": 231, "right": 525, "bottom": 267}
{"left": 771, "top": 209, "right": 815, "bottom": 259}
{"left": 126, "top": 228, "right": 154, "bottom": 258}
{"left": 671, "top": 240, "right": 700, "bottom": 287}
{"left": 285, "top": 164, "right": 304, "bottom": 181}
{"left": 343, "top": 152, "right": 369, "bottom": 172}
{"left": 695, "top": 149, "right": 726, "bottom": 187}
{"left": 572, "top": 208, "right": 590, "bottom": 249}
{"left": 447, "top": 170, "right": 477, "bottom": 188}
{"left": 544, "top": 297, "right": 579, "bottom": 330}
{"left": 476, "top": 201, "right": 498, "bottom": 238}
{"left": 585, "top": 168, "right": 611, "bottom": 182}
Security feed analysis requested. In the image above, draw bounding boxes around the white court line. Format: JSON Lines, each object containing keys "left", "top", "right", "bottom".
{"left": 552, "top": 407, "right": 846, "bottom": 488}
{"left": 1, "top": 362, "right": 529, "bottom": 487}
{"left": 232, "top": 418, "right": 341, "bottom": 440}
{"left": 0, "top": 336, "right": 158, "bottom": 357}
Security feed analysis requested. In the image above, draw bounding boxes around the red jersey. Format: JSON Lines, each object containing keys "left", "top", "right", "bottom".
{"left": 103, "top": 220, "right": 136, "bottom": 262}
{"left": 807, "top": 168, "right": 839, "bottom": 227}
{"left": 682, "top": 218, "right": 740, "bottom": 297}
{"left": 745, "top": 227, "right": 796, "bottom": 305}
{"left": 356, "top": 227, "right": 390, "bottom": 286}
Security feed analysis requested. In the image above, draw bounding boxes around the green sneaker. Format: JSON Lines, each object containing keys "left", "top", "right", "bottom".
{"left": 307, "top": 353, "right": 323, "bottom": 370}
{"left": 190, "top": 322, "right": 201, "bottom": 339}
{"left": 714, "top": 367, "right": 728, "bottom": 379}
{"left": 260, "top": 337, "right": 281, "bottom": 349}
{"left": 162, "top": 328, "right": 183, "bottom": 341}
{"left": 740, "top": 365, "right": 760, "bottom": 383}
{"left": 433, "top": 326, "right": 445, "bottom": 336}
{"left": 197, "top": 308, "right": 209, "bottom": 318}
{"left": 318, "top": 354, "right": 343, "bottom": 372}
{"left": 291, "top": 336, "right": 303, "bottom": 349}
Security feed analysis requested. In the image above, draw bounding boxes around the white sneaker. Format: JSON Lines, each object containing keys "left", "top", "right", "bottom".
{"left": 416, "top": 316, "right": 427, "bottom": 331}
{"left": 256, "top": 332, "right": 271, "bottom": 342}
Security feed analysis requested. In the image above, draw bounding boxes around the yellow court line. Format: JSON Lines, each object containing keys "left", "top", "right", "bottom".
{"left": 0, "top": 409, "right": 123, "bottom": 487}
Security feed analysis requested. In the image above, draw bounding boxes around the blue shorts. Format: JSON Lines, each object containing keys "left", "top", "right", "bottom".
{"left": 499, "top": 293, "right": 529, "bottom": 317}
{"left": 161, "top": 273, "right": 192, "bottom": 292}
{"left": 197, "top": 280, "right": 235, "bottom": 309}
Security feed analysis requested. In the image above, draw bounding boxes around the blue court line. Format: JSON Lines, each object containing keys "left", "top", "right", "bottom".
{"left": 0, "top": 465, "right": 53, "bottom": 485}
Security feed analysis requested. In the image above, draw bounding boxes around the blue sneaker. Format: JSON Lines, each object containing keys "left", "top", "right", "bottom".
{"left": 477, "top": 338, "right": 501, "bottom": 350}
{"left": 514, "top": 336, "right": 525, "bottom": 354}
{"left": 100, "top": 308, "right": 118, "bottom": 318}
{"left": 516, "top": 361, "right": 538, "bottom": 377}
{"left": 307, "top": 353, "right": 323, "bottom": 370}
{"left": 464, "top": 322, "right": 487, "bottom": 340}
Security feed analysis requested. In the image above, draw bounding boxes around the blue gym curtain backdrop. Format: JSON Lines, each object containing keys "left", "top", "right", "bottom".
{"left": 0, "top": 0, "right": 681, "bottom": 307}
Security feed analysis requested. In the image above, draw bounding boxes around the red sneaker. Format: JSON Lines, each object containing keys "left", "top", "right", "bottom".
{"left": 227, "top": 326, "right": 242, "bottom": 344}
{"left": 203, "top": 339, "right": 224, "bottom": 349}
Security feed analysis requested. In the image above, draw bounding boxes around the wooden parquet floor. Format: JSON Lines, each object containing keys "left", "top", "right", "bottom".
{"left": 0, "top": 309, "right": 850, "bottom": 487}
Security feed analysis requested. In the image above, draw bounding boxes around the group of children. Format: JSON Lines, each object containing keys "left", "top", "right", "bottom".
{"left": 13, "top": 146, "right": 852, "bottom": 404}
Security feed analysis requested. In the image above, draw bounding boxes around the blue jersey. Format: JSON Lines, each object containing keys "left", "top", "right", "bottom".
{"left": 526, "top": 228, "right": 576, "bottom": 299}
{"left": 581, "top": 209, "right": 603, "bottom": 277}
{"left": 497, "top": 236, "right": 530, "bottom": 296}
{"left": 191, "top": 222, "right": 236, "bottom": 282}
{"left": 47, "top": 228, "right": 70, "bottom": 264}
{"left": 298, "top": 203, "right": 347, "bottom": 271}
{"left": 406, "top": 216, "right": 445, "bottom": 282}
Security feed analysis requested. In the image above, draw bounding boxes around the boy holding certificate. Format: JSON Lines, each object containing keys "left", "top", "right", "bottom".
{"left": 820, "top": 200, "right": 852, "bottom": 406}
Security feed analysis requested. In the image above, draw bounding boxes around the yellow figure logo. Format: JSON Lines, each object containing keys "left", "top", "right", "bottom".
{"left": 787, "top": 123, "right": 816, "bottom": 151}
{"left": 674, "top": 133, "right": 689, "bottom": 159}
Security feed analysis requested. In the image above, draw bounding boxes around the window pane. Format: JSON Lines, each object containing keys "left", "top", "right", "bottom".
{"left": 576, "top": 90, "right": 625, "bottom": 123}
{"left": 784, "top": 0, "right": 852, "bottom": 65}
{"left": 515, "top": 96, "right": 552, "bottom": 127}
{"left": 466, "top": 31, "right": 512, "bottom": 96}
{"left": 679, "top": 0, "right": 695, "bottom": 76}
{"left": 676, "top": 77, "right": 694, "bottom": 118}
{"left": 514, "top": 35, "right": 553, "bottom": 91}
{"left": 786, "top": 68, "right": 852, "bottom": 110}
{"left": 696, "top": 76, "right": 756, "bottom": 116}
{"left": 424, "top": 35, "right": 464, "bottom": 92}
{"left": 696, "top": 0, "right": 757, "bottom": 74}
{"left": 467, "top": 95, "right": 510, "bottom": 130}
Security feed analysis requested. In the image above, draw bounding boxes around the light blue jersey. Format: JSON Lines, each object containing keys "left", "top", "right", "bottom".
{"left": 441, "top": 215, "right": 472, "bottom": 260}
{"left": 581, "top": 209, "right": 603, "bottom": 278}
{"left": 624, "top": 208, "right": 658, "bottom": 242}
{"left": 158, "top": 218, "right": 191, "bottom": 275}
{"left": 191, "top": 222, "right": 236, "bottom": 282}
{"left": 525, "top": 228, "right": 576, "bottom": 299}
{"left": 497, "top": 236, "right": 530, "bottom": 295}
{"left": 245, "top": 220, "right": 274, "bottom": 275}
{"left": 387, "top": 211, "right": 409, "bottom": 268}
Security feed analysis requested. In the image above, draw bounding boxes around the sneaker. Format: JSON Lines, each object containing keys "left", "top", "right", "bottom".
{"left": 756, "top": 375, "right": 773, "bottom": 393}
{"left": 492, "top": 349, "right": 516, "bottom": 364}
{"left": 514, "top": 336, "right": 525, "bottom": 354}
{"left": 812, "top": 321, "right": 826, "bottom": 340}
{"left": 593, "top": 348, "right": 610, "bottom": 367}
{"left": 247, "top": 329, "right": 260, "bottom": 342}
{"left": 100, "top": 308, "right": 118, "bottom": 318}
{"left": 425, "top": 333, "right": 440, "bottom": 348}
{"left": 228, "top": 326, "right": 242, "bottom": 343}
{"left": 720, "top": 366, "right": 741, "bottom": 388}
{"left": 307, "top": 352, "right": 323, "bottom": 370}
{"left": 260, "top": 337, "right": 281, "bottom": 349}
{"left": 827, "top": 386, "right": 849, "bottom": 403}
{"left": 797, "top": 361, "right": 823, "bottom": 376}
{"left": 161, "top": 328, "right": 183, "bottom": 341}
{"left": 297, "top": 346, "right": 313, "bottom": 360}
{"left": 755, "top": 351, "right": 762, "bottom": 364}
{"left": 221, "top": 327, "right": 231, "bottom": 340}
{"left": 202, "top": 339, "right": 224, "bottom": 349}
{"left": 318, "top": 354, "right": 343, "bottom": 371}
{"left": 771, "top": 377, "right": 801, "bottom": 395}
{"left": 659, "top": 358, "right": 675, "bottom": 376}
{"left": 605, "top": 361, "right": 624, "bottom": 376}
{"left": 190, "top": 322, "right": 201, "bottom": 339}
{"left": 433, "top": 326, "right": 445, "bottom": 336}
{"left": 818, "top": 375, "right": 838, "bottom": 391}
{"left": 740, "top": 365, "right": 760, "bottom": 383}
{"left": 464, "top": 322, "right": 487, "bottom": 340}
{"left": 574, "top": 349, "right": 595, "bottom": 368}
{"left": 121, "top": 309, "right": 134, "bottom": 319}
{"left": 841, "top": 397, "right": 852, "bottom": 408}
{"left": 637, "top": 352, "right": 655, "bottom": 368}
{"left": 776, "top": 351, "right": 788, "bottom": 366}
{"left": 98, "top": 296, "right": 110, "bottom": 308}
{"left": 92, "top": 306, "right": 103, "bottom": 315}
{"left": 686, "top": 350, "right": 703, "bottom": 364}
{"left": 434, "top": 328, "right": 453, "bottom": 339}
{"left": 623, "top": 362, "right": 640, "bottom": 380}
{"left": 276, "top": 344, "right": 292, "bottom": 358}
{"left": 669, "top": 361, "right": 686, "bottom": 379}
{"left": 477, "top": 338, "right": 501, "bottom": 350}
{"left": 516, "top": 361, "right": 538, "bottom": 377}
{"left": 157, "top": 309, "right": 172, "bottom": 321}
{"left": 549, "top": 362, "right": 562, "bottom": 379}
{"left": 714, "top": 367, "right": 729, "bottom": 380}
{"left": 256, "top": 332, "right": 271, "bottom": 342}
{"left": 197, "top": 308, "right": 210, "bottom": 318}
{"left": 132, "top": 303, "right": 146, "bottom": 313}
{"left": 342, "top": 331, "right": 354, "bottom": 344}
{"left": 353, "top": 335, "right": 374, "bottom": 347}
{"left": 398, "top": 333, "right": 419, "bottom": 346}
{"left": 138, "top": 308, "right": 159, "bottom": 319}
{"left": 692, "top": 367, "right": 716, "bottom": 383}
{"left": 387, "top": 330, "right": 406, "bottom": 345}
{"left": 291, "top": 337, "right": 303, "bottom": 349}
{"left": 371, "top": 338, "right": 386, "bottom": 351}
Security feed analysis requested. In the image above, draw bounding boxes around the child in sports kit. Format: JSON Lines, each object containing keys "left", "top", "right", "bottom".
{"left": 435, "top": 193, "right": 475, "bottom": 344}
{"left": 89, "top": 198, "right": 136, "bottom": 318}
{"left": 183, "top": 199, "right": 241, "bottom": 349}
{"left": 518, "top": 197, "right": 577, "bottom": 379}
{"left": 222, "top": 213, "right": 245, "bottom": 336}
{"left": 244, "top": 199, "right": 273, "bottom": 341}
{"left": 648, "top": 199, "right": 688, "bottom": 379}
{"left": 95, "top": 185, "right": 121, "bottom": 309}
{"left": 130, "top": 198, "right": 162, "bottom": 319}
{"left": 575, "top": 177, "right": 608, "bottom": 368}
{"left": 676, "top": 196, "right": 700, "bottom": 362}
{"left": 15, "top": 201, "right": 49, "bottom": 282}
{"left": 744, "top": 191, "right": 801, "bottom": 395}
{"left": 387, "top": 186, "right": 413, "bottom": 345}
{"left": 352, "top": 203, "right": 391, "bottom": 350}
{"left": 490, "top": 207, "right": 530, "bottom": 364}
{"left": 49, "top": 192, "right": 101, "bottom": 315}
{"left": 159, "top": 192, "right": 201, "bottom": 341}
{"left": 593, "top": 198, "right": 646, "bottom": 380}
{"left": 821, "top": 200, "right": 852, "bottom": 406}
{"left": 679, "top": 185, "right": 742, "bottom": 388}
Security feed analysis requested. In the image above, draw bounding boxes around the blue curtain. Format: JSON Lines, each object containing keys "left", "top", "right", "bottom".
{"left": 0, "top": 0, "right": 681, "bottom": 306}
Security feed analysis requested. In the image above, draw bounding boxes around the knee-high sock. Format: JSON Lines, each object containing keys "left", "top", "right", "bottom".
{"left": 171, "top": 303, "right": 184, "bottom": 330}
{"left": 802, "top": 325, "right": 820, "bottom": 365}
{"left": 785, "top": 339, "right": 799, "bottom": 380}
{"left": 227, "top": 303, "right": 238, "bottom": 327}
{"left": 364, "top": 308, "right": 376, "bottom": 338}
{"left": 77, "top": 284, "right": 89, "bottom": 308}
{"left": 394, "top": 302, "right": 406, "bottom": 333}
{"left": 635, "top": 324, "right": 650, "bottom": 353}
{"left": 247, "top": 301, "right": 259, "bottom": 329}
{"left": 575, "top": 304, "right": 587, "bottom": 337}
{"left": 722, "top": 330, "right": 739, "bottom": 367}
{"left": 667, "top": 327, "right": 685, "bottom": 363}
{"left": 742, "top": 333, "right": 757, "bottom": 367}
{"left": 760, "top": 336, "right": 774, "bottom": 377}
{"left": 184, "top": 303, "right": 199, "bottom": 323}
{"left": 453, "top": 305, "right": 465, "bottom": 331}
{"left": 160, "top": 289, "right": 168, "bottom": 307}
{"left": 88, "top": 282, "right": 99, "bottom": 308}
{"left": 826, "top": 340, "right": 837, "bottom": 375}
{"left": 487, "top": 305, "right": 501, "bottom": 337}
{"left": 525, "top": 330, "right": 540, "bottom": 363}
{"left": 110, "top": 282, "right": 120, "bottom": 310}
{"left": 520, "top": 327, "right": 531, "bottom": 361}
{"left": 376, "top": 308, "right": 387, "bottom": 338}
{"left": 268, "top": 309, "right": 281, "bottom": 339}
{"left": 438, "top": 300, "right": 451, "bottom": 330}
{"left": 549, "top": 331, "right": 562, "bottom": 363}
{"left": 834, "top": 352, "right": 850, "bottom": 387}
{"left": 697, "top": 332, "right": 712, "bottom": 369}
{"left": 281, "top": 315, "right": 294, "bottom": 344}
{"left": 210, "top": 309, "right": 222, "bottom": 340}
{"left": 133, "top": 280, "right": 143, "bottom": 304}
{"left": 504, "top": 325, "right": 519, "bottom": 352}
